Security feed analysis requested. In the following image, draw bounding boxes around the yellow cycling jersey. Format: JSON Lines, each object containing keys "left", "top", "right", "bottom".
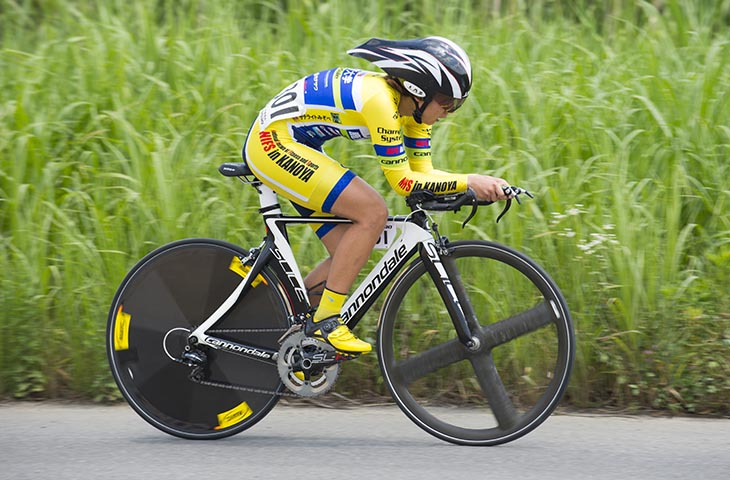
{"left": 256, "top": 67, "right": 468, "bottom": 196}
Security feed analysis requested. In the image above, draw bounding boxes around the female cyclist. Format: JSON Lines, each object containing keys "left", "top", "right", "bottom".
{"left": 242, "top": 37, "right": 514, "bottom": 354}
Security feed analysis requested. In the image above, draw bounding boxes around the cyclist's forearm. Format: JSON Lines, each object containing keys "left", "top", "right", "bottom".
{"left": 381, "top": 166, "right": 469, "bottom": 196}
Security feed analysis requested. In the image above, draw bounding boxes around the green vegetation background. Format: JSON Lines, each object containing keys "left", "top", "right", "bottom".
{"left": 1, "top": 0, "right": 728, "bottom": 414}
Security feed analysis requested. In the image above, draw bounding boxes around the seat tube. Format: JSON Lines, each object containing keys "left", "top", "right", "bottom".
{"left": 419, "top": 240, "right": 478, "bottom": 350}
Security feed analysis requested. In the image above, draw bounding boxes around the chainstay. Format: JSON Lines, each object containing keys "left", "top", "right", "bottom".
{"left": 188, "top": 327, "right": 355, "bottom": 398}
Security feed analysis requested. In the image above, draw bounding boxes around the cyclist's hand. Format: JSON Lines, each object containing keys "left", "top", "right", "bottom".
{"left": 467, "top": 174, "right": 514, "bottom": 202}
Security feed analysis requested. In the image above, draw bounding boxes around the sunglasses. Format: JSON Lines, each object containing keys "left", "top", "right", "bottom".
{"left": 434, "top": 95, "right": 466, "bottom": 113}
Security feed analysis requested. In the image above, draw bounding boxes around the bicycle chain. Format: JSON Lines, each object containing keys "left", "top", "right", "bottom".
{"left": 188, "top": 326, "right": 297, "bottom": 396}
{"left": 187, "top": 326, "right": 300, "bottom": 398}
{"left": 187, "top": 326, "right": 347, "bottom": 398}
{"left": 189, "top": 372, "right": 300, "bottom": 397}
{"left": 207, "top": 328, "right": 289, "bottom": 334}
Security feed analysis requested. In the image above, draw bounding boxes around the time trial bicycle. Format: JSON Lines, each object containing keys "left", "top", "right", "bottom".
{"left": 106, "top": 161, "right": 574, "bottom": 446}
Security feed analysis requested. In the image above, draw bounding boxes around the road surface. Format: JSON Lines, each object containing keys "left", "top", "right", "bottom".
{"left": 1, "top": 402, "right": 728, "bottom": 479}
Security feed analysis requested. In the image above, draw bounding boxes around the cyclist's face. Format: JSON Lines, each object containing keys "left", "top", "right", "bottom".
{"left": 420, "top": 98, "right": 452, "bottom": 125}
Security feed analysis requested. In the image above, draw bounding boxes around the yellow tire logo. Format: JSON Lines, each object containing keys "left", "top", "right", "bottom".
{"left": 215, "top": 402, "right": 253, "bottom": 430}
{"left": 114, "top": 305, "right": 131, "bottom": 351}
{"left": 229, "top": 257, "right": 267, "bottom": 287}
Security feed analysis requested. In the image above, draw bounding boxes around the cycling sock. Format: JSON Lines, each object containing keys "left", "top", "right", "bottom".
{"left": 313, "top": 287, "right": 346, "bottom": 323}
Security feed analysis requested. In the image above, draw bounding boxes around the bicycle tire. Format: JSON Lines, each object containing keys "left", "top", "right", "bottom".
{"left": 378, "top": 240, "right": 574, "bottom": 446}
{"left": 107, "top": 238, "right": 292, "bottom": 439}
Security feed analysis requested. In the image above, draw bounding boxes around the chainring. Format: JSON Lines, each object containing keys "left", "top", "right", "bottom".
{"left": 277, "top": 331, "right": 340, "bottom": 397}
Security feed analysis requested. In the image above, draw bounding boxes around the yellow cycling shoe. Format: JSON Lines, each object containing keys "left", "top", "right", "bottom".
{"left": 304, "top": 316, "right": 372, "bottom": 354}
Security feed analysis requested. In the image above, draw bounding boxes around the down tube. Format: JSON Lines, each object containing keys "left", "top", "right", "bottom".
{"left": 340, "top": 223, "right": 431, "bottom": 328}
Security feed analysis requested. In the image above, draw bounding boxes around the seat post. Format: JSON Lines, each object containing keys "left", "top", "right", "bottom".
{"left": 256, "top": 183, "right": 282, "bottom": 217}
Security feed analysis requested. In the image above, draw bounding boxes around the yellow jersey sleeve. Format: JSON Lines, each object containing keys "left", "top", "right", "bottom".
{"left": 359, "top": 75, "right": 468, "bottom": 196}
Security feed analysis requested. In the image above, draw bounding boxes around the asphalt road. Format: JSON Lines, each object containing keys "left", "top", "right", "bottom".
{"left": 1, "top": 402, "right": 728, "bottom": 480}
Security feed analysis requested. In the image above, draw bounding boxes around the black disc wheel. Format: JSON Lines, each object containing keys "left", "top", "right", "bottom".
{"left": 107, "top": 239, "right": 292, "bottom": 439}
{"left": 378, "top": 240, "right": 574, "bottom": 446}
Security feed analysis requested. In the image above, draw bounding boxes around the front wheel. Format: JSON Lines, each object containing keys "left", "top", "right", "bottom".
{"left": 378, "top": 240, "right": 574, "bottom": 446}
{"left": 107, "top": 239, "right": 292, "bottom": 439}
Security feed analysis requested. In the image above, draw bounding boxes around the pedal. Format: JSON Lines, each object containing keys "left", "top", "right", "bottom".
{"left": 298, "top": 336, "right": 361, "bottom": 363}
{"left": 332, "top": 350, "right": 361, "bottom": 362}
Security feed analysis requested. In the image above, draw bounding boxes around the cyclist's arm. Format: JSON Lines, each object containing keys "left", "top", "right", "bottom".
{"left": 400, "top": 116, "right": 464, "bottom": 177}
{"left": 399, "top": 116, "right": 513, "bottom": 202}
{"left": 360, "top": 80, "right": 468, "bottom": 196}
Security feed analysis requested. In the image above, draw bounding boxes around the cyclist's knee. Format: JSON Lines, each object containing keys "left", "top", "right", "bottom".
{"left": 367, "top": 197, "right": 388, "bottom": 226}
{"left": 355, "top": 195, "right": 387, "bottom": 233}
{"left": 331, "top": 179, "right": 388, "bottom": 230}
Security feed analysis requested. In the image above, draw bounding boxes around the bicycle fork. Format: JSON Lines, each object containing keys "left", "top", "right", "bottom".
{"left": 419, "top": 233, "right": 481, "bottom": 352}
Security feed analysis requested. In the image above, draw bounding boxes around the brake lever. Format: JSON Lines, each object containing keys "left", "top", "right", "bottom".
{"left": 495, "top": 186, "right": 533, "bottom": 223}
{"left": 461, "top": 195, "right": 479, "bottom": 228}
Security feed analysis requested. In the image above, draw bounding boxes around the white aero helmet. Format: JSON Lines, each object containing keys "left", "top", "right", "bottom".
{"left": 348, "top": 36, "right": 472, "bottom": 122}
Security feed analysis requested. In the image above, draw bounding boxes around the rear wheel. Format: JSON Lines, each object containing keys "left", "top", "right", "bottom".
{"left": 107, "top": 239, "right": 292, "bottom": 439}
{"left": 378, "top": 240, "right": 574, "bottom": 446}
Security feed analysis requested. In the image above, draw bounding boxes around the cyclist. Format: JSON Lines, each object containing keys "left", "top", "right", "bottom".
{"left": 243, "top": 37, "right": 514, "bottom": 354}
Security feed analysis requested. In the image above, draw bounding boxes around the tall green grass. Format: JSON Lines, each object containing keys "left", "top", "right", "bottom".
{"left": 1, "top": 0, "right": 729, "bottom": 413}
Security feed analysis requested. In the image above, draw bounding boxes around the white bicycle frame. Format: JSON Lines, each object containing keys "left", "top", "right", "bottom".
{"left": 188, "top": 182, "right": 469, "bottom": 356}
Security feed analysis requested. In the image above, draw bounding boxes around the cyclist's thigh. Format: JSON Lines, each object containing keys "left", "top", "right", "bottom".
{"left": 244, "top": 121, "right": 356, "bottom": 215}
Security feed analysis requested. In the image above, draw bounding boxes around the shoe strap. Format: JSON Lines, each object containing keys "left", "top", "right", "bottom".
{"left": 305, "top": 315, "right": 341, "bottom": 336}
